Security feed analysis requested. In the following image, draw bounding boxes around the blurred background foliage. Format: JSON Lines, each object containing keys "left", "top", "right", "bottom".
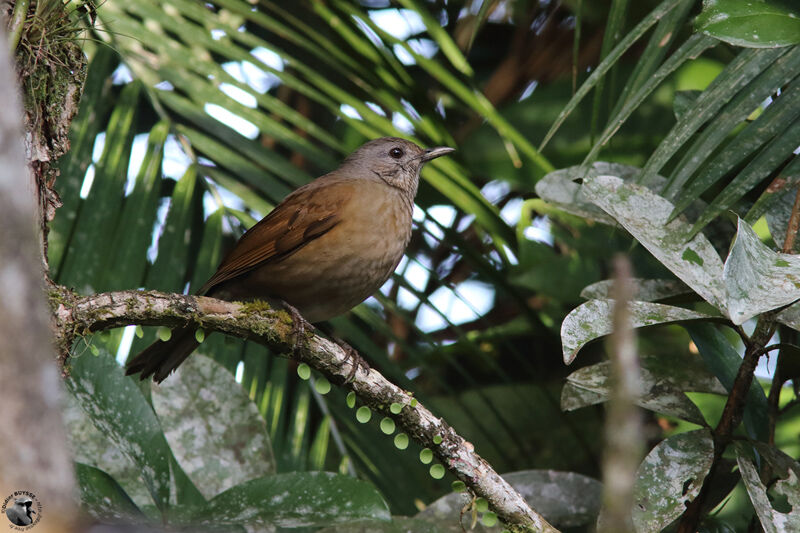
{"left": 38, "top": 0, "right": 800, "bottom": 529}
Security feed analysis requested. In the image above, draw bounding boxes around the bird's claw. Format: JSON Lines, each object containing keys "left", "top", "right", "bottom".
{"left": 282, "top": 302, "right": 308, "bottom": 354}
{"left": 333, "top": 337, "right": 369, "bottom": 383}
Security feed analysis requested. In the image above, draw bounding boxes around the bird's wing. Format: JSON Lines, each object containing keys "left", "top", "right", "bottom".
{"left": 199, "top": 178, "right": 349, "bottom": 294}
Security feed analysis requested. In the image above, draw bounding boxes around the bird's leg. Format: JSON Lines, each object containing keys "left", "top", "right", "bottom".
{"left": 281, "top": 301, "right": 309, "bottom": 354}
{"left": 334, "top": 337, "right": 370, "bottom": 383}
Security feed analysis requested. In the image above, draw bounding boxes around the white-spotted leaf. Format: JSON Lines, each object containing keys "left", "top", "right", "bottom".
{"left": 561, "top": 354, "right": 725, "bottom": 424}
{"left": 195, "top": 472, "right": 390, "bottom": 528}
{"left": 417, "top": 470, "right": 602, "bottom": 528}
{"left": 561, "top": 299, "right": 711, "bottom": 364}
{"left": 580, "top": 278, "right": 691, "bottom": 302}
{"left": 632, "top": 429, "right": 714, "bottom": 533}
{"left": 66, "top": 350, "right": 172, "bottom": 509}
{"left": 152, "top": 354, "right": 275, "bottom": 500}
{"left": 736, "top": 442, "right": 800, "bottom": 532}
{"left": 724, "top": 218, "right": 800, "bottom": 324}
{"left": 582, "top": 175, "right": 727, "bottom": 312}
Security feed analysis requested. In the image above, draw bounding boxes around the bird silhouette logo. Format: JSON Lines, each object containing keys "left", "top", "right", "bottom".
{"left": 2, "top": 492, "right": 41, "bottom": 529}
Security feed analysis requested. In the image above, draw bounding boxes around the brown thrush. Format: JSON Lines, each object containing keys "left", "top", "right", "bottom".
{"left": 126, "top": 137, "right": 454, "bottom": 382}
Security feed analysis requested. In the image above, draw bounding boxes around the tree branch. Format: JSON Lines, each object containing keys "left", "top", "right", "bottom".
{"left": 51, "top": 286, "right": 560, "bottom": 533}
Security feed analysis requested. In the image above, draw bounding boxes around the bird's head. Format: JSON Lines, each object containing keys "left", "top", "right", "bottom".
{"left": 344, "top": 137, "right": 454, "bottom": 196}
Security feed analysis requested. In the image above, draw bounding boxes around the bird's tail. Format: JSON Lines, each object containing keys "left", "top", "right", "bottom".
{"left": 125, "top": 326, "right": 200, "bottom": 383}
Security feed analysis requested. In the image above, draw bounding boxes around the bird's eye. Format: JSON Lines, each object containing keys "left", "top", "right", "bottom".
{"left": 389, "top": 147, "right": 404, "bottom": 159}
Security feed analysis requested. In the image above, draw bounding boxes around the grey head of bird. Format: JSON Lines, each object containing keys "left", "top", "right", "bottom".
{"left": 341, "top": 137, "right": 454, "bottom": 196}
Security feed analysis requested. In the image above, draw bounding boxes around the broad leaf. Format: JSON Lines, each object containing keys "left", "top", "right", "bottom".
{"left": 152, "top": 354, "right": 276, "bottom": 500}
{"left": 696, "top": 0, "right": 800, "bottom": 48}
{"left": 75, "top": 463, "right": 143, "bottom": 522}
{"left": 535, "top": 162, "right": 641, "bottom": 225}
{"left": 632, "top": 429, "right": 714, "bottom": 533}
{"left": 561, "top": 353, "right": 726, "bottom": 424}
{"left": 66, "top": 350, "right": 172, "bottom": 510}
{"left": 736, "top": 442, "right": 800, "bottom": 532}
{"left": 685, "top": 323, "right": 769, "bottom": 440}
{"left": 724, "top": 218, "right": 800, "bottom": 324}
{"left": 580, "top": 278, "right": 691, "bottom": 302}
{"left": 418, "top": 470, "right": 601, "bottom": 529}
{"left": 561, "top": 299, "right": 711, "bottom": 364}
{"left": 63, "top": 396, "right": 151, "bottom": 509}
{"left": 582, "top": 175, "right": 727, "bottom": 312}
{"left": 195, "top": 472, "right": 390, "bottom": 528}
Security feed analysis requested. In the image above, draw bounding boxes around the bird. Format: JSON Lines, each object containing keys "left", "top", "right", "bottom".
{"left": 5, "top": 497, "right": 35, "bottom": 526}
{"left": 126, "top": 137, "right": 454, "bottom": 382}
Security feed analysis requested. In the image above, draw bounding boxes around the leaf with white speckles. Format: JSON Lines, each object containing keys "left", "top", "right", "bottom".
{"left": 777, "top": 301, "right": 800, "bottom": 331}
{"left": 75, "top": 462, "right": 144, "bottom": 522}
{"left": 632, "top": 429, "right": 714, "bottom": 533}
{"left": 318, "top": 517, "right": 451, "bottom": 532}
{"left": 724, "top": 218, "right": 800, "bottom": 324}
{"left": 152, "top": 354, "right": 275, "bottom": 500}
{"left": 534, "top": 163, "right": 623, "bottom": 224}
{"left": 582, "top": 175, "right": 727, "bottom": 312}
{"left": 63, "top": 395, "right": 152, "bottom": 509}
{"left": 417, "top": 470, "right": 601, "bottom": 529}
{"left": 580, "top": 278, "right": 692, "bottom": 302}
{"left": 66, "top": 350, "right": 172, "bottom": 510}
{"left": 561, "top": 299, "right": 712, "bottom": 364}
{"left": 195, "top": 472, "right": 390, "bottom": 528}
{"left": 736, "top": 442, "right": 800, "bottom": 533}
{"left": 561, "top": 354, "right": 725, "bottom": 425}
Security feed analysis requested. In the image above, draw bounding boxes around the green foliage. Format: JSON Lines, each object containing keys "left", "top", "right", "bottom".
{"left": 50, "top": 0, "right": 800, "bottom": 530}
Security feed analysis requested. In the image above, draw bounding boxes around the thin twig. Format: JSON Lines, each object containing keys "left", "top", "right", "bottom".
{"left": 597, "top": 255, "right": 642, "bottom": 533}
{"left": 677, "top": 316, "right": 777, "bottom": 532}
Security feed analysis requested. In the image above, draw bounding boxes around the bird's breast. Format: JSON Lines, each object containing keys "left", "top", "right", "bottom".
{"left": 240, "top": 184, "right": 413, "bottom": 322}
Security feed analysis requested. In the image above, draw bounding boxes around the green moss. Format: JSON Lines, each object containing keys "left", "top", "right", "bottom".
{"left": 240, "top": 300, "right": 273, "bottom": 315}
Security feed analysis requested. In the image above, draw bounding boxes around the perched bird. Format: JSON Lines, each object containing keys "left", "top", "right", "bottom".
{"left": 5, "top": 497, "right": 35, "bottom": 526}
{"left": 126, "top": 137, "right": 454, "bottom": 382}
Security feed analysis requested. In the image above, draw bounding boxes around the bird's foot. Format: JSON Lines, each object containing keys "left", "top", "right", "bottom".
{"left": 333, "top": 337, "right": 369, "bottom": 383}
{"left": 282, "top": 302, "right": 309, "bottom": 354}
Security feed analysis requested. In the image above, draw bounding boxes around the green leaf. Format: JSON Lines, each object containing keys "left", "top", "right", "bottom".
{"left": 724, "top": 218, "right": 800, "bottom": 324}
{"left": 50, "top": 47, "right": 119, "bottom": 276}
{"left": 147, "top": 167, "right": 200, "bottom": 292}
{"left": 664, "top": 46, "right": 800, "bottom": 201}
{"left": 562, "top": 353, "right": 726, "bottom": 424}
{"left": 66, "top": 349, "right": 172, "bottom": 510}
{"left": 582, "top": 175, "right": 727, "bottom": 311}
{"left": 687, "top": 121, "right": 800, "bottom": 239}
{"left": 63, "top": 395, "right": 152, "bottom": 509}
{"left": 580, "top": 278, "right": 691, "bottom": 301}
{"left": 684, "top": 323, "right": 769, "bottom": 440}
{"left": 395, "top": 0, "right": 473, "bottom": 76}
{"left": 696, "top": 0, "right": 800, "bottom": 48}
{"left": 540, "top": 0, "right": 687, "bottom": 149}
{"left": 632, "top": 429, "right": 714, "bottom": 532}
{"left": 561, "top": 299, "right": 712, "bottom": 364}
{"left": 151, "top": 354, "right": 276, "bottom": 500}
{"left": 640, "top": 46, "right": 787, "bottom": 186}
{"left": 417, "top": 470, "right": 602, "bottom": 528}
{"left": 195, "top": 472, "right": 391, "bottom": 527}
{"left": 103, "top": 120, "right": 170, "bottom": 290}
{"left": 673, "top": 90, "right": 702, "bottom": 119}
{"left": 671, "top": 72, "right": 800, "bottom": 220}
{"left": 57, "top": 81, "right": 142, "bottom": 291}
{"left": 735, "top": 442, "right": 800, "bottom": 532}
{"left": 586, "top": 33, "right": 717, "bottom": 166}
{"left": 75, "top": 462, "right": 144, "bottom": 522}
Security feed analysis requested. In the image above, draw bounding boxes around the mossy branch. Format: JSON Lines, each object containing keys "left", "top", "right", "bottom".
{"left": 50, "top": 286, "right": 560, "bottom": 533}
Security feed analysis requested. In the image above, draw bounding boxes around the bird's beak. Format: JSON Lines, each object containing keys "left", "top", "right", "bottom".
{"left": 421, "top": 146, "right": 455, "bottom": 162}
